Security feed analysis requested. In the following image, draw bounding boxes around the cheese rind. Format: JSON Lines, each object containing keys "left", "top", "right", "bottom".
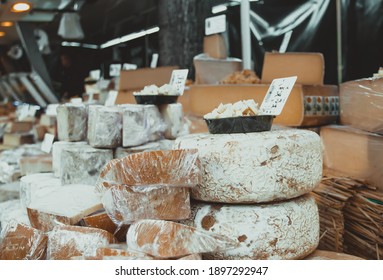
{"left": 52, "top": 141, "right": 87, "bottom": 177}
{"left": 47, "top": 225, "right": 115, "bottom": 260}
{"left": 114, "top": 139, "right": 174, "bottom": 158}
{"left": 101, "top": 185, "right": 190, "bottom": 225}
{"left": 190, "top": 195, "right": 319, "bottom": 260}
{"left": 61, "top": 146, "right": 113, "bottom": 185}
{"left": 88, "top": 105, "right": 122, "bottom": 148}
{"left": 57, "top": 104, "right": 87, "bottom": 141}
{"left": 159, "top": 103, "right": 188, "bottom": 139}
{"left": 126, "top": 219, "right": 239, "bottom": 258}
{"left": 174, "top": 130, "right": 322, "bottom": 203}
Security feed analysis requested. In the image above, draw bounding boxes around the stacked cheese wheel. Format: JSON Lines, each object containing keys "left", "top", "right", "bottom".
{"left": 174, "top": 129, "right": 322, "bottom": 260}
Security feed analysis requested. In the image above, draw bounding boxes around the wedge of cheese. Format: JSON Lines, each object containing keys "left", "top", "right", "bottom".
{"left": 175, "top": 129, "right": 322, "bottom": 203}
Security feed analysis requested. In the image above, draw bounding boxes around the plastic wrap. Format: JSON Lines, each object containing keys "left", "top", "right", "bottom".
{"left": 52, "top": 141, "right": 87, "bottom": 177}
{"left": 174, "top": 130, "right": 322, "bottom": 203}
{"left": 0, "top": 200, "right": 30, "bottom": 234}
{"left": 0, "top": 182, "right": 20, "bottom": 203}
{"left": 126, "top": 219, "right": 239, "bottom": 259}
{"left": 96, "top": 244, "right": 154, "bottom": 260}
{"left": 340, "top": 77, "right": 383, "bottom": 134}
{"left": 60, "top": 146, "right": 113, "bottom": 185}
{"left": 47, "top": 225, "right": 115, "bottom": 260}
{"left": 19, "top": 173, "right": 61, "bottom": 210}
{"left": 321, "top": 125, "right": 383, "bottom": 192}
{"left": 159, "top": 103, "right": 189, "bottom": 139}
{"left": 114, "top": 139, "right": 174, "bottom": 158}
{"left": 189, "top": 195, "right": 319, "bottom": 260}
{"left": 0, "top": 222, "right": 48, "bottom": 260}
{"left": 121, "top": 104, "right": 166, "bottom": 147}
{"left": 96, "top": 149, "right": 201, "bottom": 192}
{"left": 88, "top": 105, "right": 122, "bottom": 148}
{"left": 57, "top": 103, "right": 88, "bottom": 141}
{"left": 101, "top": 185, "right": 190, "bottom": 225}
{"left": 27, "top": 184, "right": 103, "bottom": 231}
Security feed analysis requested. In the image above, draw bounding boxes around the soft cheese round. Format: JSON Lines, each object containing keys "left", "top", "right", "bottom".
{"left": 174, "top": 129, "right": 322, "bottom": 203}
{"left": 190, "top": 194, "right": 319, "bottom": 260}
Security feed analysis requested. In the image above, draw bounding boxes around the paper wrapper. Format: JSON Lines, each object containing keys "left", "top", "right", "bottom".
{"left": 88, "top": 105, "right": 122, "bottom": 148}
{"left": 96, "top": 149, "right": 201, "bottom": 192}
{"left": 57, "top": 103, "right": 87, "bottom": 141}
{"left": 101, "top": 185, "right": 190, "bottom": 225}
{"left": 47, "top": 225, "right": 116, "bottom": 260}
{"left": 0, "top": 222, "right": 47, "bottom": 260}
{"left": 126, "top": 219, "right": 239, "bottom": 259}
{"left": 121, "top": 104, "right": 166, "bottom": 147}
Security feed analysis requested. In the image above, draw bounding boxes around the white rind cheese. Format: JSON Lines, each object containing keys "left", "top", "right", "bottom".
{"left": 56, "top": 104, "right": 87, "bottom": 142}
{"left": 190, "top": 195, "right": 319, "bottom": 260}
{"left": 52, "top": 141, "right": 87, "bottom": 177}
{"left": 159, "top": 103, "right": 188, "bottom": 139}
{"left": 174, "top": 129, "right": 322, "bottom": 203}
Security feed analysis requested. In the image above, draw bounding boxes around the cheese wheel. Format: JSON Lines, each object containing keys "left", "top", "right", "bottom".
{"left": 0, "top": 222, "right": 47, "bottom": 260}
{"left": 114, "top": 139, "right": 174, "bottom": 158}
{"left": 174, "top": 129, "right": 322, "bottom": 203}
{"left": 57, "top": 103, "right": 87, "bottom": 142}
{"left": 190, "top": 194, "right": 319, "bottom": 260}
{"left": 88, "top": 105, "right": 122, "bottom": 148}
{"left": 101, "top": 185, "right": 190, "bottom": 225}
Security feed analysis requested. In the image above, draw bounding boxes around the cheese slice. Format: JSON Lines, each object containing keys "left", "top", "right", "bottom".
{"left": 190, "top": 195, "right": 319, "bottom": 260}
{"left": 52, "top": 141, "right": 87, "bottom": 177}
{"left": 126, "top": 219, "right": 239, "bottom": 259}
{"left": 121, "top": 104, "right": 164, "bottom": 147}
{"left": 175, "top": 129, "right": 322, "bottom": 203}
{"left": 101, "top": 185, "right": 190, "bottom": 225}
{"left": 27, "top": 184, "right": 103, "bottom": 231}
{"left": 47, "top": 225, "right": 115, "bottom": 260}
{"left": 57, "top": 103, "right": 87, "bottom": 142}
{"left": 61, "top": 146, "right": 113, "bottom": 185}
{"left": 20, "top": 173, "right": 61, "bottom": 210}
{"left": 0, "top": 222, "right": 47, "bottom": 260}
{"left": 96, "top": 149, "right": 201, "bottom": 192}
{"left": 88, "top": 105, "right": 122, "bottom": 148}
{"left": 159, "top": 103, "right": 188, "bottom": 139}
{"left": 114, "top": 139, "right": 174, "bottom": 158}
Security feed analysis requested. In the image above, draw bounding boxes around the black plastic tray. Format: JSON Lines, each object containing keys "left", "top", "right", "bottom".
{"left": 204, "top": 115, "right": 274, "bottom": 134}
{"left": 134, "top": 95, "right": 179, "bottom": 105}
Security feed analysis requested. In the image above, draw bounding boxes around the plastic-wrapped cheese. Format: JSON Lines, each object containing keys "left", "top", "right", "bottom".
{"left": 101, "top": 185, "right": 190, "bottom": 225}
{"left": 57, "top": 103, "right": 87, "bottom": 141}
{"left": 20, "top": 173, "right": 61, "bottom": 210}
{"left": 121, "top": 104, "right": 165, "bottom": 147}
{"left": 0, "top": 200, "right": 30, "bottom": 233}
{"left": 47, "top": 225, "right": 115, "bottom": 260}
{"left": 0, "top": 222, "right": 47, "bottom": 260}
{"left": 27, "top": 184, "right": 103, "bottom": 231}
{"left": 114, "top": 139, "right": 174, "bottom": 158}
{"left": 96, "top": 244, "right": 154, "bottom": 260}
{"left": 88, "top": 105, "right": 122, "bottom": 148}
{"left": 190, "top": 195, "right": 319, "bottom": 260}
{"left": 126, "top": 219, "right": 239, "bottom": 259}
{"left": 159, "top": 103, "right": 188, "bottom": 139}
{"left": 52, "top": 141, "right": 87, "bottom": 177}
{"left": 61, "top": 146, "right": 113, "bottom": 185}
{"left": 174, "top": 129, "right": 322, "bottom": 203}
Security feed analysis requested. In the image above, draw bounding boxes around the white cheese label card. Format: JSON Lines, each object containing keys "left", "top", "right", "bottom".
{"left": 169, "top": 69, "right": 189, "bottom": 95}
{"left": 105, "top": 90, "right": 118, "bottom": 106}
{"left": 150, "top": 53, "right": 159, "bottom": 68}
{"left": 41, "top": 133, "right": 55, "bottom": 153}
{"left": 205, "top": 14, "right": 226, "bottom": 36}
{"left": 260, "top": 76, "right": 297, "bottom": 116}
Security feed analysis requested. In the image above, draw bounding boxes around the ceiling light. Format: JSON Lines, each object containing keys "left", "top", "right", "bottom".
{"left": 0, "top": 32, "right": 6, "bottom": 37}
{"left": 11, "top": 2, "right": 31, "bottom": 13}
{"left": 0, "top": 22, "right": 14, "bottom": 27}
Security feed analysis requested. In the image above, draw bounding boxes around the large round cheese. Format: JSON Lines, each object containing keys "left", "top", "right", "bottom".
{"left": 190, "top": 194, "right": 319, "bottom": 260}
{"left": 174, "top": 129, "right": 322, "bottom": 203}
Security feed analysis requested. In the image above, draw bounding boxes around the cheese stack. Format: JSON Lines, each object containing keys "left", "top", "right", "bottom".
{"left": 56, "top": 103, "right": 87, "bottom": 142}
{"left": 174, "top": 129, "right": 322, "bottom": 259}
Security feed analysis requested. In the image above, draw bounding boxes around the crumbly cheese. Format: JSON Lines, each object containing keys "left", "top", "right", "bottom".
{"left": 204, "top": 100, "right": 261, "bottom": 119}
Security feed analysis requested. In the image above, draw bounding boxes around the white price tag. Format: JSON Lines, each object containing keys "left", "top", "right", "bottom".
{"left": 205, "top": 14, "right": 226, "bottom": 36}
{"left": 260, "top": 76, "right": 297, "bottom": 116}
{"left": 89, "top": 69, "right": 101, "bottom": 80}
{"left": 41, "top": 133, "right": 55, "bottom": 154}
{"left": 150, "top": 53, "right": 159, "bottom": 68}
{"left": 122, "top": 63, "right": 138, "bottom": 70}
{"left": 169, "top": 69, "right": 189, "bottom": 95}
{"left": 105, "top": 90, "right": 118, "bottom": 106}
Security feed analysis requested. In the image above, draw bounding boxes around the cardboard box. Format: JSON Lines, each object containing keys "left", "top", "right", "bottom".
{"left": 203, "top": 34, "right": 227, "bottom": 59}
{"left": 261, "top": 52, "right": 324, "bottom": 85}
{"left": 340, "top": 77, "right": 383, "bottom": 134}
{"left": 321, "top": 125, "right": 383, "bottom": 192}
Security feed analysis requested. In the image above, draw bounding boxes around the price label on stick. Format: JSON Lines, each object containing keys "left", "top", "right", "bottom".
{"left": 169, "top": 69, "right": 189, "bottom": 95}
{"left": 41, "top": 133, "right": 55, "bottom": 154}
{"left": 260, "top": 76, "right": 297, "bottom": 116}
{"left": 205, "top": 14, "right": 226, "bottom": 36}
